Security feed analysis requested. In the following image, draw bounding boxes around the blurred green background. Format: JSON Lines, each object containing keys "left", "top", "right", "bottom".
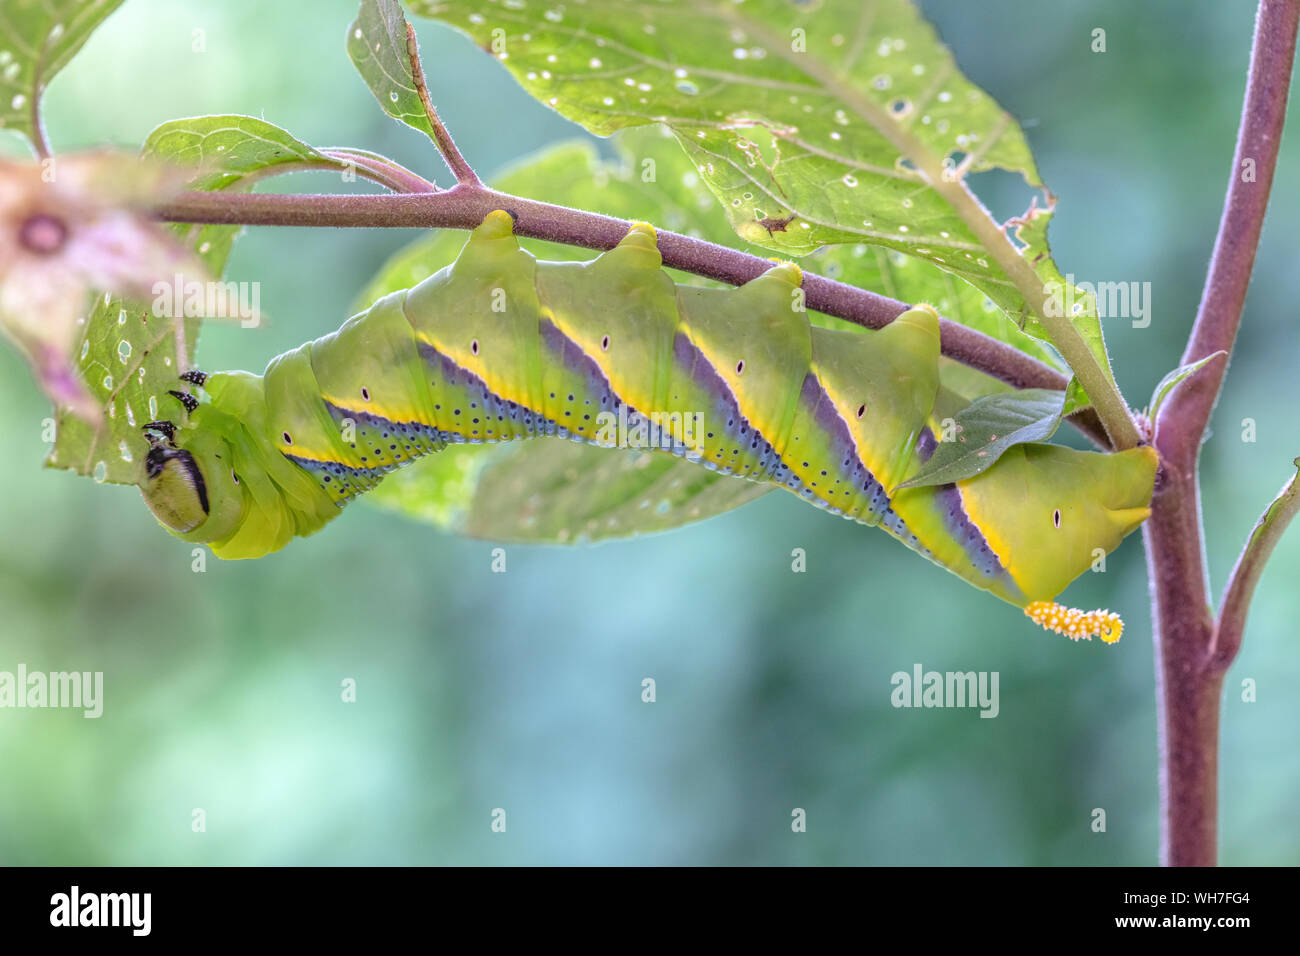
{"left": 0, "top": 0, "right": 1296, "bottom": 865}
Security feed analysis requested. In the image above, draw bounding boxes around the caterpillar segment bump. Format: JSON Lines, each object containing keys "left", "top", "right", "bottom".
{"left": 137, "top": 210, "right": 1158, "bottom": 643}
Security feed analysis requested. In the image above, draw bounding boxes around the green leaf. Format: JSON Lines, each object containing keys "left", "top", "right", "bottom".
{"left": 139, "top": 116, "right": 342, "bottom": 296}
{"left": 896, "top": 388, "right": 1065, "bottom": 489}
{"left": 806, "top": 243, "right": 1065, "bottom": 373}
{"left": 141, "top": 114, "right": 345, "bottom": 190}
{"left": 466, "top": 442, "right": 768, "bottom": 542}
{"left": 370, "top": 441, "right": 768, "bottom": 543}
{"left": 1011, "top": 203, "right": 1111, "bottom": 411}
{"left": 48, "top": 116, "right": 337, "bottom": 484}
{"left": 1147, "top": 351, "right": 1227, "bottom": 422}
{"left": 347, "top": 0, "right": 438, "bottom": 146}
{"left": 0, "top": 0, "right": 125, "bottom": 152}
{"left": 934, "top": 357, "right": 1014, "bottom": 406}
{"left": 354, "top": 128, "right": 759, "bottom": 307}
{"left": 363, "top": 442, "right": 496, "bottom": 528}
{"left": 413, "top": 0, "right": 1096, "bottom": 377}
{"left": 358, "top": 122, "right": 1057, "bottom": 376}
{"left": 45, "top": 293, "right": 200, "bottom": 485}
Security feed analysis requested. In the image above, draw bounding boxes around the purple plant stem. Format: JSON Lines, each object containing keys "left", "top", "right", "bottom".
{"left": 155, "top": 185, "right": 1110, "bottom": 447}
{"left": 1144, "top": 0, "right": 1299, "bottom": 867}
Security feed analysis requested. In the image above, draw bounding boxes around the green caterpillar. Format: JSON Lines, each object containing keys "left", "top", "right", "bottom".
{"left": 140, "top": 211, "right": 1156, "bottom": 641}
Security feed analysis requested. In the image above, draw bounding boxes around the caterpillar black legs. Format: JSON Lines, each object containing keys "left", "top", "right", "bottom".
{"left": 143, "top": 369, "right": 208, "bottom": 446}
{"left": 143, "top": 421, "right": 177, "bottom": 445}
{"left": 166, "top": 370, "right": 207, "bottom": 415}
{"left": 168, "top": 389, "right": 199, "bottom": 413}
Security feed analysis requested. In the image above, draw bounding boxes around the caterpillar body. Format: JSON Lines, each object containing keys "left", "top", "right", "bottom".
{"left": 141, "top": 211, "right": 1157, "bottom": 641}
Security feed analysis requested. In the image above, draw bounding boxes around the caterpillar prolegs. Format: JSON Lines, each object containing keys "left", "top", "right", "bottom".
{"left": 141, "top": 211, "right": 1157, "bottom": 641}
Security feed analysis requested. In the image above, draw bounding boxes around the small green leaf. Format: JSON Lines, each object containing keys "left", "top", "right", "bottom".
{"left": 142, "top": 114, "right": 345, "bottom": 191}
{"left": 1062, "top": 377, "right": 1091, "bottom": 417}
{"left": 0, "top": 0, "right": 126, "bottom": 152}
{"left": 897, "top": 388, "right": 1066, "bottom": 489}
{"left": 347, "top": 0, "right": 438, "bottom": 145}
{"left": 49, "top": 116, "right": 337, "bottom": 484}
{"left": 1148, "top": 351, "right": 1227, "bottom": 422}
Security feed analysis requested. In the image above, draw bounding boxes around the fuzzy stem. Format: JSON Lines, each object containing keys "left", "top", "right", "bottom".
{"left": 319, "top": 148, "right": 438, "bottom": 193}
{"left": 405, "top": 22, "right": 480, "bottom": 186}
{"left": 1144, "top": 0, "right": 1299, "bottom": 867}
{"left": 154, "top": 184, "right": 1108, "bottom": 446}
{"left": 927, "top": 175, "right": 1141, "bottom": 451}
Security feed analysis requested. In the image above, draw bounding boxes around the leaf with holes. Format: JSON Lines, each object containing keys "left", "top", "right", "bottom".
{"left": 1008, "top": 200, "right": 1113, "bottom": 413}
{"left": 412, "top": 0, "right": 1101, "bottom": 385}
{"left": 0, "top": 0, "right": 125, "bottom": 152}
{"left": 358, "top": 124, "right": 1063, "bottom": 375}
{"left": 47, "top": 116, "right": 341, "bottom": 485}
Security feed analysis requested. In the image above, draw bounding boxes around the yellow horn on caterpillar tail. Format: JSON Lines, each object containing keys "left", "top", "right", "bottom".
{"left": 1024, "top": 602, "right": 1125, "bottom": 644}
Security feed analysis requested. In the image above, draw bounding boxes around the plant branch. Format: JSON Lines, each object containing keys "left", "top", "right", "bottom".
{"left": 29, "top": 96, "right": 51, "bottom": 160}
{"left": 154, "top": 184, "right": 1109, "bottom": 447}
{"left": 319, "top": 148, "right": 437, "bottom": 193}
{"left": 211, "top": 151, "right": 434, "bottom": 196}
{"left": 1214, "top": 459, "right": 1300, "bottom": 669}
{"left": 1143, "top": 0, "right": 1299, "bottom": 868}
{"left": 27, "top": 29, "right": 54, "bottom": 160}
{"left": 405, "top": 22, "right": 480, "bottom": 186}
{"left": 1158, "top": 0, "right": 1300, "bottom": 466}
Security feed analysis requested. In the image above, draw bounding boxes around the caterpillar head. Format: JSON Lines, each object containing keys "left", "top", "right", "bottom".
{"left": 142, "top": 437, "right": 207, "bottom": 534}
{"left": 138, "top": 370, "right": 340, "bottom": 559}
{"left": 140, "top": 416, "right": 245, "bottom": 545}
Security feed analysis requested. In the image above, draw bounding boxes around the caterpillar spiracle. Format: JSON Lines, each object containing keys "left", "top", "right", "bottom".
{"left": 140, "top": 211, "right": 1157, "bottom": 642}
